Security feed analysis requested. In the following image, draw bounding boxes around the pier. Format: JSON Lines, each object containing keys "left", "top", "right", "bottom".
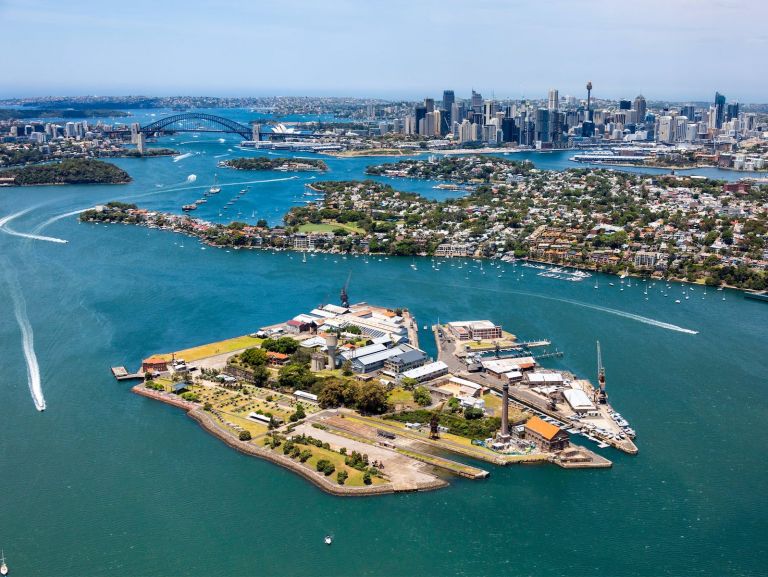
{"left": 111, "top": 366, "right": 144, "bottom": 381}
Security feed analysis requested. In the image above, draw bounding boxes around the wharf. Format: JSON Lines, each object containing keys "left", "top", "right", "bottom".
{"left": 111, "top": 366, "right": 144, "bottom": 381}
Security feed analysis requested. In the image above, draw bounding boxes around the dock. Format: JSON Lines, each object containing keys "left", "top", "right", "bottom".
{"left": 111, "top": 366, "right": 144, "bottom": 381}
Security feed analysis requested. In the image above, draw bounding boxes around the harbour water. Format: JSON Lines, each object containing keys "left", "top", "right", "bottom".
{"left": 1, "top": 125, "right": 766, "bottom": 576}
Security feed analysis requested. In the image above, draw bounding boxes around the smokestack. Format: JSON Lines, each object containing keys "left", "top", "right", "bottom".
{"left": 500, "top": 382, "right": 510, "bottom": 440}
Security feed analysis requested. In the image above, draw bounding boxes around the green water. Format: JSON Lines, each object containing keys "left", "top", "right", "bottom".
{"left": 1, "top": 125, "right": 766, "bottom": 576}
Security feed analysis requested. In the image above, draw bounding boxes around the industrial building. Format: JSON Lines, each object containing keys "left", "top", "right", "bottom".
{"left": 448, "top": 320, "right": 503, "bottom": 341}
{"left": 384, "top": 348, "right": 428, "bottom": 374}
{"left": 481, "top": 357, "right": 536, "bottom": 378}
{"left": 562, "top": 388, "right": 598, "bottom": 416}
{"left": 400, "top": 361, "right": 449, "bottom": 383}
{"left": 523, "top": 416, "right": 570, "bottom": 452}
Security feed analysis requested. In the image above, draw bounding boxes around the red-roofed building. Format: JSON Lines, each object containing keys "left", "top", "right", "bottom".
{"left": 266, "top": 351, "right": 290, "bottom": 366}
{"left": 523, "top": 416, "right": 570, "bottom": 452}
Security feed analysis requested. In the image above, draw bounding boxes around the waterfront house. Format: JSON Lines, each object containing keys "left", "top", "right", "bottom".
{"left": 142, "top": 356, "right": 168, "bottom": 373}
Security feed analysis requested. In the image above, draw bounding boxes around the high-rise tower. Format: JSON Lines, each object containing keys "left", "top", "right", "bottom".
{"left": 586, "top": 81, "right": 593, "bottom": 121}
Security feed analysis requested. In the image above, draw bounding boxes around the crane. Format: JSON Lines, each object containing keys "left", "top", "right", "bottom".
{"left": 596, "top": 340, "right": 607, "bottom": 404}
{"left": 429, "top": 401, "right": 447, "bottom": 440}
{"left": 340, "top": 271, "right": 351, "bottom": 308}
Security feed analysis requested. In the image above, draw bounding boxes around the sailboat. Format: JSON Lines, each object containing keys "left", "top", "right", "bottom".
{"left": 594, "top": 278, "right": 599, "bottom": 289}
{"left": 209, "top": 174, "right": 221, "bottom": 194}
{"left": 302, "top": 251, "right": 307, "bottom": 263}
{"left": 1, "top": 550, "right": 8, "bottom": 576}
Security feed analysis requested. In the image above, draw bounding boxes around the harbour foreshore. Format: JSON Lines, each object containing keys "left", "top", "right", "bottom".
{"left": 132, "top": 384, "right": 447, "bottom": 496}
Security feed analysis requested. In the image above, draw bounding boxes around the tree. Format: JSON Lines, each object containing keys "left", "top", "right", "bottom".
{"left": 363, "top": 471, "right": 372, "bottom": 485}
{"left": 355, "top": 382, "right": 389, "bottom": 415}
{"left": 289, "top": 403, "right": 306, "bottom": 422}
{"left": 252, "top": 365, "right": 270, "bottom": 387}
{"left": 464, "top": 407, "right": 484, "bottom": 420}
{"left": 318, "top": 380, "right": 358, "bottom": 408}
{"left": 413, "top": 386, "right": 432, "bottom": 406}
{"left": 400, "top": 377, "right": 419, "bottom": 391}
{"left": 240, "top": 347, "right": 267, "bottom": 367}
{"left": 345, "top": 325, "right": 362, "bottom": 335}
{"left": 238, "top": 430, "right": 252, "bottom": 441}
{"left": 447, "top": 397, "right": 461, "bottom": 413}
{"left": 341, "top": 359, "right": 353, "bottom": 376}
{"left": 299, "top": 449, "right": 312, "bottom": 463}
{"left": 337, "top": 470, "right": 349, "bottom": 485}
{"left": 278, "top": 363, "right": 315, "bottom": 390}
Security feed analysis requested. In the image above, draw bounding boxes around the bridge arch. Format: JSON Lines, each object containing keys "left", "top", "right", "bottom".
{"left": 141, "top": 113, "right": 252, "bottom": 139}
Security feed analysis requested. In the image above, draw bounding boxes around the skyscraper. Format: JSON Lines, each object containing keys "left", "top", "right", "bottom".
{"left": 633, "top": 95, "right": 647, "bottom": 124}
{"left": 440, "top": 90, "right": 454, "bottom": 135}
{"left": 535, "top": 108, "right": 550, "bottom": 143}
{"left": 714, "top": 92, "right": 726, "bottom": 129}
{"left": 471, "top": 90, "right": 483, "bottom": 113}
{"left": 415, "top": 105, "right": 427, "bottom": 135}
{"left": 548, "top": 88, "right": 559, "bottom": 111}
{"left": 586, "top": 81, "right": 593, "bottom": 121}
{"left": 424, "top": 98, "right": 435, "bottom": 113}
{"left": 619, "top": 100, "right": 632, "bottom": 110}
{"left": 726, "top": 102, "right": 739, "bottom": 122}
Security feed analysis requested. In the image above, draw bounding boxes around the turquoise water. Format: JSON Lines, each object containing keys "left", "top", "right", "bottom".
{"left": 1, "top": 125, "right": 766, "bottom": 576}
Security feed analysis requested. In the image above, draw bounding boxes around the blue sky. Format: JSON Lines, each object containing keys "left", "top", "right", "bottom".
{"left": 1, "top": 0, "right": 766, "bottom": 101}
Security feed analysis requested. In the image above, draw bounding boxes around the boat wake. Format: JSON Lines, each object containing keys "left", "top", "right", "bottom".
{"left": 410, "top": 279, "right": 699, "bottom": 335}
{"left": 32, "top": 207, "right": 93, "bottom": 235}
{"left": 172, "top": 152, "right": 194, "bottom": 162}
{"left": 3, "top": 263, "right": 46, "bottom": 411}
{"left": 0, "top": 207, "right": 68, "bottom": 244}
{"left": 551, "top": 295, "right": 699, "bottom": 334}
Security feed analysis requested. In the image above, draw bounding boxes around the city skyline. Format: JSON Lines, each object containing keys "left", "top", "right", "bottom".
{"left": 2, "top": 0, "right": 767, "bottom": 101}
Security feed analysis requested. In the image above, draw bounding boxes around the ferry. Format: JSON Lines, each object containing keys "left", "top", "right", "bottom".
{"left": 181, "top": 204, "right": 197, "bottom": 212}
{"left": 208, "top": 174, "right": 221, "bottom": 194}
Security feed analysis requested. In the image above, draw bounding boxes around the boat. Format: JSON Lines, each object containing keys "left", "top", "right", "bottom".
{"left": 195, "top": 198, "right": 207, "bottom": 204}
{"left": 324, "top": 535, "right": 333, "bottom": 546}
{"left": 209, "top": 174, "right": 221, "bottom": 194}
{"left": 181, "top": 204, "right": 197, "bottom": 211}
{"left": 620, "top": 269, "right": 628, "bottom": 279}
{"left": 1, "top": 550, "right": 8, "bottom": 576}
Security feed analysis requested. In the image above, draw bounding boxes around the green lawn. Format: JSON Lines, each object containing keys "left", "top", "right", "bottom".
{"left": 156, "top": 334, "right": 263, "bottom": 362}
{"left": 298, "top": 222, "right": 365, "bottom": 235}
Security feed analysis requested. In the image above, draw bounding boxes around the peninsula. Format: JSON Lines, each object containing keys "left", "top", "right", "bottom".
{"left": 122, "top": 301, "right": 617, "bottom": 496}
{"left": 219, "top": 157, "right": 328, "bottom": 171}
{"left": 80, "top": 165, "right": 768, "bottom": 290}
{"left": 0, "top": 158, "right": 131, "bottom": 186}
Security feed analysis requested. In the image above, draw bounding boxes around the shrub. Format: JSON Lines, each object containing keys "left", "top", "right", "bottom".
{"left": 238, "top": 430, "right": 252, "bottom": 441}
{"left": 413, "top": 386, "right": 432, "bottom": 406}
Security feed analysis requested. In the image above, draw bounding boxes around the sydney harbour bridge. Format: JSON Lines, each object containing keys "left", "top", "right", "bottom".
{"left": 137, "top": 112, "right": 314, "bottom": 141}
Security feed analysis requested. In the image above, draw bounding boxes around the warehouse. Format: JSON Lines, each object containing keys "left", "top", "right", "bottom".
{"left": 523, "top": 416, "right": 570, "bottom": 452}
{"left": 401, "top": 361, "right": 449, "bottom": 383}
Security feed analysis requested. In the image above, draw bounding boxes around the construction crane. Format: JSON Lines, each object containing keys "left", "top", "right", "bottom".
{"left": 429, "top": 401, "right": 447, "bottom": 440}
{"left": 340, "top": 271, "right": 351, "bottom": 308}
{"left": 596, "top": 340, "right": 608, "bottom": 404}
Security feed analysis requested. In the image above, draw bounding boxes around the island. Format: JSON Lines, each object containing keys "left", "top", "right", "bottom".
{"left": 120, "top": 148, "right": 178, "bottom": 158}
{"left": 118, "top": 302, "right": 617, "bottom": 496}
{"left": 0, "top": 158, "right": 131, "bottom": 186}
{"left": 219, "top": 157, "right": 328, "bottom": 171}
